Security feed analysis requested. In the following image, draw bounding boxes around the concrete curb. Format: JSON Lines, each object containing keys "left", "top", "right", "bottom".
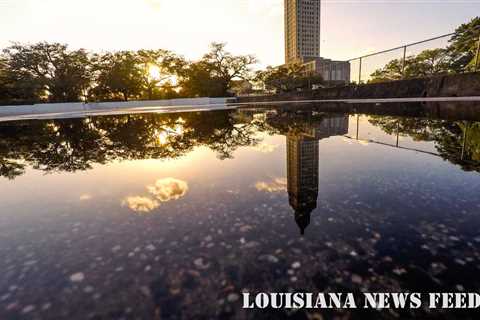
{"left": 0, "top": 97, "right": 236, "bottom": 117}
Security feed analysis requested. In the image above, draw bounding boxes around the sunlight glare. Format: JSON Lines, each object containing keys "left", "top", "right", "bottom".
{"left": 148, "top": 65, "right": 161, "bottom": 80}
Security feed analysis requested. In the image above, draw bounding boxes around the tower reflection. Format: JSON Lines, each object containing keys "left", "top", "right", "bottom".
{"left": 281, "top": 114, "right": 349, "bottom": 235}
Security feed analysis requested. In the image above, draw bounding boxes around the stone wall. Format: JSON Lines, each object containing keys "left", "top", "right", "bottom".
{"left": 238, "top": 72, "right": 480, "bottom": 103}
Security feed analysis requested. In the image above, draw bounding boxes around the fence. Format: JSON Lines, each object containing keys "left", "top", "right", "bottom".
{"left": 322, "top": 29, "right": 480, "bottom": 85}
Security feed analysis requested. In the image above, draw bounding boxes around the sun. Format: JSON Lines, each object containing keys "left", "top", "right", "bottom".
{"left": 148, "top": 65, "right": 161, "bottom": 80}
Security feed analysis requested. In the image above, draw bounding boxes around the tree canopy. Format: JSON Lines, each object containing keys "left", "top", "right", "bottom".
{"left": 255, "top": 63, "right": 324, "bottom": 93}
{"left": 0, "top": 42, "right": 256, "bottom": 105}
{"left": 370, "top": 17, "right": 480, "bottom": 82}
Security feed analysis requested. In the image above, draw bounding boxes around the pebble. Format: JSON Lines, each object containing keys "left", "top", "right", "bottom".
{"left": 145, "top": 244, "right": 156, "bottom": 251}
{"left": 455, "top": 259, "right": 466, "bottom": 266}
{"left": 23, "top": 260, "right": 37, "bottom": 266}
{"left": 291, "top": 262, "right": 301, "bottom": 269}
{"left": 393, "top": 268, "right": 407, "bottom": 276}
{"left": 84, "top": 286, "right": 94, "bottom": 294}
{"left": 22, "top": 305, "right": 35, "bottom": 314}
{"left": 258, "top": 255, "right": 279, "bottom": 263}
{"left": 227, "top": 293, "right": 239, "bottom": 303}
{"left": 352, "top": 274, "right": 363, "bottom": 284}
{"left": 42, "top": 303, "right": 51, "bottom": 311}
{"left": 194, "top": 258, "right": 210, "bottom": 269}
{"left": 112, "top": 245, "right": 122, "bottom": 252}
{"left": 70, "top": 273, "right": 85, "bottom": 283}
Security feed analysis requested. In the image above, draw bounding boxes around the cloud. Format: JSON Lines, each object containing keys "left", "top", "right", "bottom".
{"left": 79, "top": 194, "right": 92, "bottom": 201}
{"left": 253, "top": 142, "right": 279, "bottom": 154}
{"left": 147, "top": 178, "right": 189, "bottom": 202}
{"left": 122, "top": 196, "right": 160, "bottom": 213}
{"left": 247, "top": 0, "right": 282, "bottom": 16}
{"left": 122, "top": 177, "right": 189, "bottom": 213}
{"left": 255, "top": 177, "right": 287, "bottom": 193}
{"left": 144, "top": 0, "right": 162, "bottom": 10}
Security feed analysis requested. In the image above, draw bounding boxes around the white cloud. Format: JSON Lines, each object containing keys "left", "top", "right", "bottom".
{"left": 253, "top": 142, "right": 279, "bottom": 154}
{"left": 147, "top": 178, "right": 189, "bottom": 202}
{"left": 122, "top": 196, "right": 159, "bottom": 213}
{"left": 255, "top": 177, "right": 287, "bottom": 193}
{"left": 79, "top": 194, "right": 93, "bottom": 201}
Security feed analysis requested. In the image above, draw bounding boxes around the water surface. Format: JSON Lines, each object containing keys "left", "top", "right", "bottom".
{"left": 1, "top": 105, "right": 480, "bottom": 319}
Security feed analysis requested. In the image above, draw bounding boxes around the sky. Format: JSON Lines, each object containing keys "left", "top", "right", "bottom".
{"left": 0, "top": 0, "right": 479, "bottom": 68}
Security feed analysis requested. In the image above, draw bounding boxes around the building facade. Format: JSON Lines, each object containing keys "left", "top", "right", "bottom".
{"left": 285, "top": 0, "right": 322, "bottom": 64}
{"left": 303, "top": 57, "right": 351, "bottom": 83}
{"left": 284, "top": 0, "right": 350, "bottom": 83}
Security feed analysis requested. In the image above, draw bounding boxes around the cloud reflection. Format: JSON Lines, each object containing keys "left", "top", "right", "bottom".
{"left": 79, "top": 194, "right": 92, "bottom": 201}
{"left": 122, "top": 178, "right": 189, "bottom": 213}
{"left": 253, "top": 142, "right": 279, "bottom": 154}
{"left": 147, "top": 178, "right": 189, "bottom": 202}
{"left": 122, "top": 196, "right": 159, "bottom": 213}
{"left": 255, "top": 178, "right": 287, "bottom": 193}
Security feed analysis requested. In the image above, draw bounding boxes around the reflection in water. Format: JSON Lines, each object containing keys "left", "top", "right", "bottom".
{"left": 264, "top": 112, "right": 349, "bottom": 235}
{"left": 255, "top": 178, "right": 287, "bottom": 193}
{"left": 287, "top": 133, "right": 319, "bottom": 235}
{"left": 122, "top": 196, "right": 160, "bottom": 213}
{"left": 252, "top": 142, "right": 279, "bottom": 153}
{"left": 147, "top": 178, "right": 189, "bottom": 202}
{"left": 123, "top": 178, "right": 189, "bottom": 213}
{"left": 1, "top": 105, "right": 480, "bottom": 320}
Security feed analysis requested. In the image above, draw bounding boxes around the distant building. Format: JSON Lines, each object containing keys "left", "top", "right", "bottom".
{"left": 303, "top": 57, "right": 351, "bottom": 83}
{"left": 284, "top": 0, "right": 350, "bottom": 83}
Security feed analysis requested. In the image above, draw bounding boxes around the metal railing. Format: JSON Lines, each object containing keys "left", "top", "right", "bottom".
{"left": 350, "top": 33, "right": 454, "bottom": 84}
{"left": 320, "top": 29, "right": 480, "bottom": 85}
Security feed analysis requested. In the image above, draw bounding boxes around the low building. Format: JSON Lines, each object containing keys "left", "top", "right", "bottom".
{"left": 302, "top": 57, "right": 351, "bottom": 83}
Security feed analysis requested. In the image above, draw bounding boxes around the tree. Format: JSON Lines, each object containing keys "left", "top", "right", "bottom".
{"left": 370, "top": 17, "right": 480, "bottom": 82}
{"left": 178, "top": 61, "right": 227, "bottom": 97}
{"left": 370, "top": 49, "right": 450, "bottom": 83}
{"left": 411, "top": 49, "right": 450, "bottom": 76}
{"left": 91, "top": 51, "right": 144, "bottom": 101}
{"left": 181, "top": 43, "right": 257, "bottom": 97}
{"left": 255, "top": 63, "right": 323, "bottom": 93}
{"left": 137, "top": 49, "right": 184, "bottom": 100}
{"left": 447, "top": 17, "right": 480, "bottom": 72}
{"left": 2, "top": 42, "right": 92, "bottom": 102}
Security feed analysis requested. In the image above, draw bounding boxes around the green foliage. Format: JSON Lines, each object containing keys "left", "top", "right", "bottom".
{"left": 255, "top": 63, "right": 323, "bottom": 93}
{"left": 2, "top": 42, "right": 92, "bottom": 102}
{"left": 447, "top": 17, "right": 480, "bottom": 72}
{"left": 179, "top": 43, "right": 257, "bottom": 97}
{"left": 370, "top": 49, "right": 451, "bottom": 82}
{"left": 0, "top": 110, "right": 262, "bottom": 179}
{"left": 0, "top": 42, "right": 256, "bottom": 105}
{"left": 91, "top": 51, "right": 144, "bottom": 101}
{"left": 370, "top": 17, "right": 480, "bottom": 82}
{"left": 369, "top": 116, "right": 480, "bottom": 172}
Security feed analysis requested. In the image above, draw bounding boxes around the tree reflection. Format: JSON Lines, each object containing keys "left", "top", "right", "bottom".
{"left": 0, "top": 110, "right": 261, "bottom": 180}
{"left": 369, "top": 116, "right": 480, "bottom": 172}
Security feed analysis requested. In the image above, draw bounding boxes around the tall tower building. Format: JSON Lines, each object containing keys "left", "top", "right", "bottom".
{"left": 285, "top": 0, "right": 321, "bottom": 64}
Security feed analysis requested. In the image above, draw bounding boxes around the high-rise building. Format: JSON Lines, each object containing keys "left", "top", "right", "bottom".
{"left": 284, "top": 0, "right": 351, "bottom": 83}
{"left": 285, "top": 0, "right": 322, "bottom": 64}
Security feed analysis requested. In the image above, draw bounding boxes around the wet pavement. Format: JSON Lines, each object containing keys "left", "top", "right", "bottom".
{"left": 0, "top": 104, "right": 480, "bottom": 319}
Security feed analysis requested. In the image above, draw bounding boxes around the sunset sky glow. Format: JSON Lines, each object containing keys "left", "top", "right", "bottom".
{"left": 0, "top": 0, "right": 479, "bottom": 68}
